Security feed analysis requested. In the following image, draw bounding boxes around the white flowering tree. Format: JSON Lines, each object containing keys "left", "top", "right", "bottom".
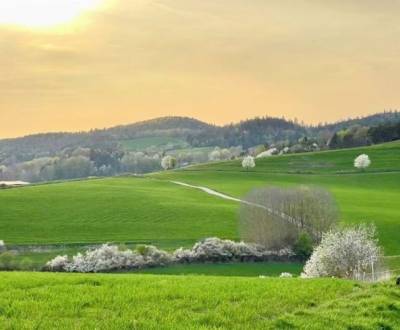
{"left": 161, "top": 155, "right": 177, "bottom": 170}
{"left": 302, "top": 225, "right": 383, "bottom": 280}
{"left": 0, "top": 240, "right": 5, "bottom": 252}
{"left": 242, "top": 156, "right": 255, "bottom": 170}
{"left": 354, "top": 154, "right": 371, "bottom": 170}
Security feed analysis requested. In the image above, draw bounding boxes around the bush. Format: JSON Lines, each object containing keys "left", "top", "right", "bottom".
{"left": 46, "top": 239, "right": 294, "bottom": 273}
{"left": 293, "top": 232, "right": 313, "bottom": 260}
{"left": 302, "top": 225, "right": 383, "bottom": 280}
{"left": 46, "top": 255, "right": 69, "bottom": 272}
{"left": 279, "top": 272, "right": 293, "bottom": 278}
{"left": 0, "top": 252, "right": 16, "bottom": 270}
{"left": 174, "top": 238, "right": 292, "bottom": 263}
{"left": 354, "top": 154, "right": 371, "bottom": 170}
{"left": 19, "top": 258, "right": 34, "bottom": 271}
{"left": 161, "top": 156, "right": 177, "bottom": 170}
{"left": 242, "top": 156, "right": 255, "bottom": 170}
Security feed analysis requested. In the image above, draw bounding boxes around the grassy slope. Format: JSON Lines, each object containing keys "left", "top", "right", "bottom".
{"left": 0, "top": 142, "right": 399, "bottom": 256}
{"left": 0, "top": 177, "right": 236, "bottom": 246}
{"left": 155, "top": 141, "right": 400, "bottom": 255}
{"left": 0, "top": 273, "right": 398, "bottom": 329}
{"left": 120, "top": 136, "right": 186, "bottom": 151}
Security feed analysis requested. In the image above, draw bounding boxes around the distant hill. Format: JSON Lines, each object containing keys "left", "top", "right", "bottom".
{"left": 0, "top": 111, "right": 399, "bottom": 167}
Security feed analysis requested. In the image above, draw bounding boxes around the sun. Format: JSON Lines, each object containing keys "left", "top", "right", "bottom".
{"left": 0, "top": 0, "right": 104, "bottom": 28}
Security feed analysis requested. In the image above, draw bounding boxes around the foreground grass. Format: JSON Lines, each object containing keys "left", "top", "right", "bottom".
{"left": 0, "top": 272, "right": 398, "bottom": 329}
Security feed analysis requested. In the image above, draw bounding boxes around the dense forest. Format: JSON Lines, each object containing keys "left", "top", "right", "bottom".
{"left": 0, "top": 111, "right": 399, "bottom": 183}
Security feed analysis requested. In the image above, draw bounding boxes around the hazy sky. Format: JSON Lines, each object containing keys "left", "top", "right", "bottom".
{"left": 1, "top": 0, "right": 399, "bottom": 137}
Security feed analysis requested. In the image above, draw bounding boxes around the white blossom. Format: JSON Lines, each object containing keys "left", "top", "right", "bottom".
{"left": 279, "top": 272, "right": 293, "bottom": 278}
{"left": 354, "top": 154, "right": 371, "bottom": 169}
{"left": 161, "top": 155, "right": 177, "bottom": 170}
{"left": 46, "top": 255, "right": 69, "bottom": 271}
{"left": 302, "top": 225, "right": 382, "bottom": 280}
{"left": 242, "top": 156, "right": 255, "bottom": 169}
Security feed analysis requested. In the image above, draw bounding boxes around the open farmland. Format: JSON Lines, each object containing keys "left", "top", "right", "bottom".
{"left": 0, "top": 272, "right": 399, "bottom": 329}
{"left": 0, "top": 141, "right": 399, "bottom": 270}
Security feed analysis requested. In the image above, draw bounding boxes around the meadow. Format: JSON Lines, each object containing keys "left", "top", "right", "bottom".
{"left": 0, "top": 141, "right": 399, "bottom": 272}
{"left": 120, "top": 137, "right": 187, "bottom": 151}
{"left": 0, "top": 272, "right": 398, "bottom": 329}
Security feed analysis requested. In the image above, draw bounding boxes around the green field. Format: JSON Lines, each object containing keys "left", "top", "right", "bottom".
{"left": 136, "top": 262, "right": 304, "bottom": 277}
{"left": 0, "top": 141, "right": 399, "bottom": 268}
{"left": 120, "top": 136, "right": 187, "bottom": 151}
{"left": 155, "top": 142, "right": 400, "bottom": 256}
{"left": 0, "top": 272, "right": 398, "bottom": 329}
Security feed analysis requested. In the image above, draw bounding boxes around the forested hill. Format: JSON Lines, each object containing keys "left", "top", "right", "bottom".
{"left": 0, "top": 111, "right": 399, "bottom": 172}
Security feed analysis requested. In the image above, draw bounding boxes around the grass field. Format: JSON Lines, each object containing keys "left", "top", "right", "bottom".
{"left": 120, "top": 136, "right": 187, "bottom": 151}
{"left": 136, "top": 262, "right": 304, "bottom": 277}
{"left": 0, "top": 141, "right": 399, "bottom": 270}
{"left": 0, "top": 272, "right": 398, "bottom": 329}
{"left": 155, "top": 141, "right": 400, "bottom": 256}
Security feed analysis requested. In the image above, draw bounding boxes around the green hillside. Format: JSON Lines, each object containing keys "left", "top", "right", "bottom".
{"left": 0, "top": 273, "right": 398, "bottom": 329}
{"left": 0, "top": 141, "right": 399, "bottom": 256}
{"left": 120, "top": 136, "right": 187, "bottom": 151}
{"left": 155, "top": 141, "right": 400, "bottom": 255}
{"left": 0, "top": 177, "right": 236, "bottom": 246}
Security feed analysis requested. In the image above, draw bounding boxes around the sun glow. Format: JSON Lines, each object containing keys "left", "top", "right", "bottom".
{"left": 0, "top": 0, "right": 104, "bottom": 28}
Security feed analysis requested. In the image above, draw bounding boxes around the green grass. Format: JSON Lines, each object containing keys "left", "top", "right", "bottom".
{"left": 0, "top": 272, "right": 398, "bottom": 329}
{"left": 155, "top": 141, "right": 400, "bottom": 255}
{"left": 0, "top": 177, "right": 237, "bottom": 245}
{"left": 0, "top": 141, "right": 399, "bottom": 260}
{"left": 137, "top": 262, "right": 303, "bottom": 277}
{"left": 120, "top": 136, "right": 187, "bottom": 151}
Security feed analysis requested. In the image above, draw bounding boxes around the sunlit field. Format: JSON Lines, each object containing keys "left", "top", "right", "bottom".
{"left": 0, "top": 272, "right": 399, "bottom": 329}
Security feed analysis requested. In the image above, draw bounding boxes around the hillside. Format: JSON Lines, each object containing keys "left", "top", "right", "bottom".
{"left": 156, "top": 141, "right": 400, "bottom": 255}
{"left": 1, "top": 111, "right": 399, "bottom": 163}
{"left": 0, "top": 273, "right": 398, "bottom": 329}
{"left": 1, "top": 142, "right": 399, "bottom": 257}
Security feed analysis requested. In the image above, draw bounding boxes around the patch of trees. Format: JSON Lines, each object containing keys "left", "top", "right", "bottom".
{"left": 328, "top": 120, "right": 400, "bottom": 149}
{"left": 239, "top": 186, "right": 338, "bottom": 259}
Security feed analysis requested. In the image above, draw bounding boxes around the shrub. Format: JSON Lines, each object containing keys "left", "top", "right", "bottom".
{"left": 174, "top": 238, "right": 292, "bottom": 263}
{"left": 161, "top": 156, "right": 177, "bottom": 170}
{"left": 302, "top": 225, "right": 383, "bottom": 280}
{"left": 242, "top": 156, "right": 255, "bottom": 170}
{"left": 279, "top": 272, "right": 293, "bottom": 278}
{"left": 46, "top": 239, "right": 294, "bottom": 273}
{"left": 46, "top": 255, "right": 70, "bottom": 272}
{"left": 293, "top": 232, "right": 313, "bottom": 260}
{"left": 19, "top": 258, "right": 34, "bottom": 271}
{"left": 0, "top": 252, "right": 15, "bottom": 270}
{"left": 135, "top": 245, "right": 174, "bottom": 266}
{"left": 354, "top": 154, "right": 371, "bottom": 170}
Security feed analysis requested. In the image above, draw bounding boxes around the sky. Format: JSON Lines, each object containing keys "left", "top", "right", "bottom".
{"left": 0, "top": 0, "right": 399, "bottom": 138}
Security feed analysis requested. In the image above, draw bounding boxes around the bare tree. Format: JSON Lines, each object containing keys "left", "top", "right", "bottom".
{"left": 239, "top": 186, "right": 338, "bottom": 250}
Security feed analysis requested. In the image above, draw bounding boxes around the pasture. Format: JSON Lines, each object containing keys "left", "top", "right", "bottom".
{"left": 0, "top": 272, "right": 398, "bottom": 329}
{"left": 0, "top": 141, "right": 399, "bottom": 271}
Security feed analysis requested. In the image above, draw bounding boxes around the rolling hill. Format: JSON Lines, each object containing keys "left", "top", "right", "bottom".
{"left": 1, "top": 141, "right": 399, "bottom": 257}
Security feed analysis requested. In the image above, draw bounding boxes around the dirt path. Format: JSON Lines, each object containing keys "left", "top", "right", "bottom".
{"left": 170, "top": 180, "right": 301, "bottom": 228}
